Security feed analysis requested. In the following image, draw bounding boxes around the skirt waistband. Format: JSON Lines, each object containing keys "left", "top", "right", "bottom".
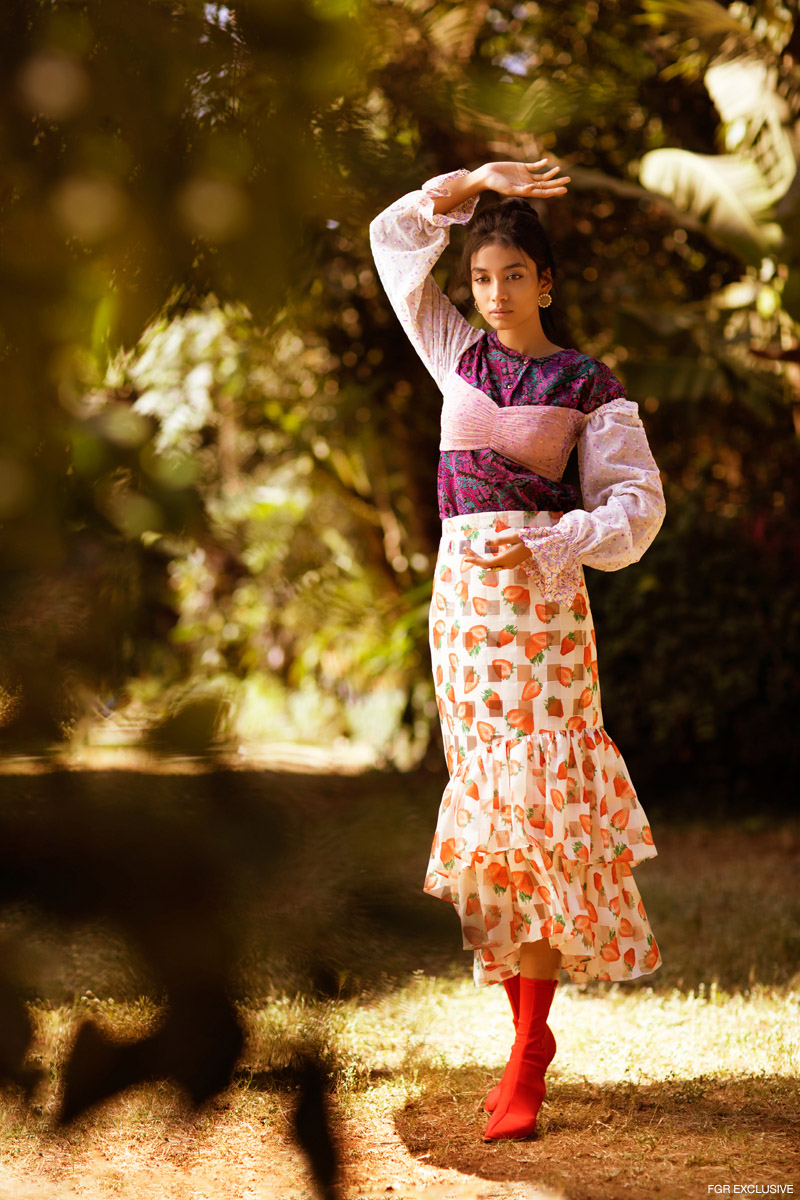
{"left": 440, "top": 509, "right": 563, "bottom": 536}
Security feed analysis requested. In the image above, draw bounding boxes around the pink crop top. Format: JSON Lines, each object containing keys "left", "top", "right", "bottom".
{"left": 439, "top": 372, "right": 588, "bottom": 482}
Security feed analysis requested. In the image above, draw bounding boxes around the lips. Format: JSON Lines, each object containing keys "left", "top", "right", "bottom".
{"left": 490, "top": 309, "right": 511, "bottom": 315}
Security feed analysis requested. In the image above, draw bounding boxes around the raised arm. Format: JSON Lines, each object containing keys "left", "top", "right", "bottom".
{"left": 368, "top": 168, "right": 485, "bottom": 388}
{"left": 368, "top": 159, "right": 571, "bottom": 389}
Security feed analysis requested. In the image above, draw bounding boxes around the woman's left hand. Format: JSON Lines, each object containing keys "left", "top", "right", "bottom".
{"left": 463, "top": 531, "right": 533, "bottom": 570}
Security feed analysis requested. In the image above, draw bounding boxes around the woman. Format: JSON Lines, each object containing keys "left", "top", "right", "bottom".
{"left": 369, "top": 160, "right": 665, "bottom": 1141}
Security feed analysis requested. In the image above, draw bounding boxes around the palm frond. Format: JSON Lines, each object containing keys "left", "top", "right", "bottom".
{"left": 639, "top": 147, "right": 785, "bottom": 262}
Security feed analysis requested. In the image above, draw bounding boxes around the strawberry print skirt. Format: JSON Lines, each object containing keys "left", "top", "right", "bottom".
{"left": 423, "top": 509, "right": 662, "bottom": 988}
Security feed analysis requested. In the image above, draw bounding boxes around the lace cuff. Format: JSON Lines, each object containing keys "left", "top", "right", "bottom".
{"left": 518, "top": 524, "right": 583, "bottom": 607}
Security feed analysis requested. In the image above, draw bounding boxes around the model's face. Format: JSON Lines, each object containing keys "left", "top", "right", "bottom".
{"left": 470, "top": 240, "right": 551, "bottom": 330}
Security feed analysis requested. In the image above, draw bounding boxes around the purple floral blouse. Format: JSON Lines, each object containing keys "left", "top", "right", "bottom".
{"left": 439, "top": 331, "right": 627, "bottom": 518}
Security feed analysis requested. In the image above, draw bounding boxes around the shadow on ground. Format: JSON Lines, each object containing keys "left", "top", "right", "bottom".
{"left": 394, "top": 1069, "right": 800, "bottom": 1200}
{"left": 2, "top": 765, "right": 799, "bottom": 1004}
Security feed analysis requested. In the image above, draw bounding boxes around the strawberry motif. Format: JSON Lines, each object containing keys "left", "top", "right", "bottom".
{"left": 569, "top": 592, "right": 588, "bottom": 620}
{"left": 464, "top": 625, "right": 486, "bottom": 656}
{"left": 535, "top": 602, "right": 559, "bottom": 623}
{"left": 507, "top": 708, "right": 535, "bottom": 735}
{"left": 464, "top": 669, "right": 479, "bottom": 694}
{"left": 601, "top": 935, "right": 620, "bottom": 961}
{"left": 487, "top": 862, "right": 509, "bottom": 892}
{"left": 511, "top": 871, "right": 536, "bottom": 899}
{"left": 546, "top": 787, "right": 566, "bottom": 816}
{"left": 644, "top": 936, "right": 659, "bottom": 969}
{"left": 502, "top": 585, "right": 530, "bottom": 615}
{"left": 525, "top": 632, "right": 549, "bottom": 663}
{"left": 424, "top": 519, "right": 662, "bottom": 987}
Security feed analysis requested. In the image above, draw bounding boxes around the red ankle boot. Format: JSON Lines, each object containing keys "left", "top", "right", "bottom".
{"left": 484, "top": 974, "right": 521, "bottom": 1113}
{"left": 483, "top": 976, "right": 558, "bottom": 1141}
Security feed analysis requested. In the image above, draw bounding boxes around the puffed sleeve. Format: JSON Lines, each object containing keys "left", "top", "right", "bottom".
{"left": 516, "top": 399, "right": 666, "bottom": 605}
{"left": 368, "top": 169, "right": 484, "bottom": 389}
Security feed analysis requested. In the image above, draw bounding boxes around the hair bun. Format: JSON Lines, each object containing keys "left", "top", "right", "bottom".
{"left": 497, "top": 196, "right": 540, "bottom": 218}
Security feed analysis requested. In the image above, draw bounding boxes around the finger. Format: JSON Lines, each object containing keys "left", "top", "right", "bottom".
{"left": 529, "top": 184, "right": 569, "bottom": 197}
{"left": 516, "top": 181, "right": 570, "bottom": 198}
{"left": 529, "top": 175, "right": 571, "bottom": 189}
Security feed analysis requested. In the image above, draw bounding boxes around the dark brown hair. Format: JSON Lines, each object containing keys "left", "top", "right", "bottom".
{"left": 453, "top": 196, "right": 577, "bottom": 351}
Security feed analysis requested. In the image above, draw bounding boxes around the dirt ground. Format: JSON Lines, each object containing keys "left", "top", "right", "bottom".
{"left": 1, "top": 1070, "right": 797, "bottom": 1200}
{"left": 0, "top": 775, "right": 798, "bottom": 1200}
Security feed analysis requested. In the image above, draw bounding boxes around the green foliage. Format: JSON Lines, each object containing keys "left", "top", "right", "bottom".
{"left": 1, "top": 0, "right": 799, "bottom": 794}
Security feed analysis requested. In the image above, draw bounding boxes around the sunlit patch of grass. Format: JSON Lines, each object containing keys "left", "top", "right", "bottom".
{"left": 330, "top": 973, "right": 800, "bottom": 1098}
{"left": 2, "top": 974, "right": 799, "bottom": 1199}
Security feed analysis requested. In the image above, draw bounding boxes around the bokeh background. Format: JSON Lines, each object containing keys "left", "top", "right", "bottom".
{"left": 1, "top": 3, "right": 800, "bottom": 1197}
{"left": 1, "top": 0, "right": 799, "bottom": 814}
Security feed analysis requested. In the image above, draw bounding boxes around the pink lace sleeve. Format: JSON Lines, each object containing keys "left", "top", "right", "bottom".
{"left": 368, "top": 170, "right": 484, "bottom": 388}
{"left": 517, "top": 399, "right": 665, "bottom": 601}
{"left": 518, "top": 524, "right": 584, "bottom": 606}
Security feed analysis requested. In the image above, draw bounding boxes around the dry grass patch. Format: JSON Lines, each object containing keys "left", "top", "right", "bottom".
{"left": 341, "top": 975, "right": 800, "bottom": 1200}
{"left": 1, "top": 977, "right": 798, "bottom": 1200}
{"left": 1, "top": 806, "right": 799, "bottom": 1199}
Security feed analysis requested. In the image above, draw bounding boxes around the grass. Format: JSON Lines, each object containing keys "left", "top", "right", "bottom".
{"left": 0, "top": 974, "right": 798, "bottom": 1199}
{"left": 1, "top": 764, "right": 799, "bottom": 1199}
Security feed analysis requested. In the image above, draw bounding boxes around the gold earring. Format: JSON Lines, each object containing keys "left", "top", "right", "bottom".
{"left": 538, "top": 292, "right": 552, "bottom": 308}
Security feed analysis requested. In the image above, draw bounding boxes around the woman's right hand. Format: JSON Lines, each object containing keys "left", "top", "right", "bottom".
{"left": 428, "top": 159, "right": 571, "bottom": 216}
{"left": 478, "top": 159, "right": 571, "bottom": 199}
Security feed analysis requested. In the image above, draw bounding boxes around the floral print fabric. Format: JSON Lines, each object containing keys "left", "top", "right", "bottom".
{"left": 439, "top": 334, "right": 627, "bottom": 519}
{"left": 424, "top": 509, "right": 662, "bottom": 987}
{"left": 368, "top": 170, "right": 666, "bottom": 590}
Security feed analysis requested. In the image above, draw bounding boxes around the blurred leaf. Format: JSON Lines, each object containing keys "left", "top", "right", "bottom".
{"left": 639, "top": 148, "right": 784, "bottom": 262}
